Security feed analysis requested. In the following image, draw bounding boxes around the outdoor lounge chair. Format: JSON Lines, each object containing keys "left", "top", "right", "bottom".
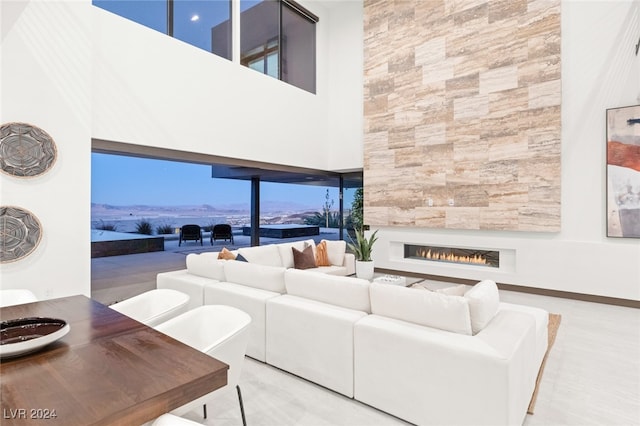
{"left": 211, "top": 224, "right": 234, "bottom": 245}
{"left": 179, "top": 224, "right": 203, "bottom": 246}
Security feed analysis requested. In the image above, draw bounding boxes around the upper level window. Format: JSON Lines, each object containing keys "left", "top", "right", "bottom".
{"left": 173, "top": 0, "right": 232, "bottom": 59}
{"left": 93, "top": 0, "right": 316, "bottom": 91}
{"left": 93, "top": 0, "right": 168, "bottom": 33}
{"left": 240, "top": 0, "right": 317, "bottom": 93}
{"left": 94, "top": 0, "right": 232, "bottom": 60}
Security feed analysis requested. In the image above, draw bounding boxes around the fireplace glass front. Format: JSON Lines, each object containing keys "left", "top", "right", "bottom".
{"left": 404, "top": 244, "right": 499, "bottom": 268}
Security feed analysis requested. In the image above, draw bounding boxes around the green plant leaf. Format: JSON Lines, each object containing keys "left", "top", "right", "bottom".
{"left": 347, "top": 228, "right": 378, "bottom": 261}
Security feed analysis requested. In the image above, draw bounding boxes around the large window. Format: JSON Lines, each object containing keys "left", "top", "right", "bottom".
{"left": 93, "top": 0, "right": 167, "bottom": 33}
{"left": 94, "top": 0, "right": 316, "bottom": 92}
{"left": 240, "top": 0, "right": 317, "bottom": 93}
{"left": 94, "top": 0, "right": 232, "bottom": 60}
{"left": 173, "top": 0, "right": 232, "bottom": 59}
{"left": 280, "top": 2, "right": 316, "bottom": 93}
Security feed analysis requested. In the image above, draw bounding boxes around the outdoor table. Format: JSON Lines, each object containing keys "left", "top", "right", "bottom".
{"left": 0, "top": 295, "right": 227, "bottom": 425}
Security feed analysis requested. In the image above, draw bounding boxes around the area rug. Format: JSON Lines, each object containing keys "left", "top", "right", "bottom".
{"left": 527, "top": 313, "right": 562, "bottom": 414}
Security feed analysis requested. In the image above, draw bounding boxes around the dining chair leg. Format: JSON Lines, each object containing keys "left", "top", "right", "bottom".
{"left": 237, "top": 385, "right": 247, "bottom": 426}
{"left": 200, "top": 388, "right": 244, "bottom": 425}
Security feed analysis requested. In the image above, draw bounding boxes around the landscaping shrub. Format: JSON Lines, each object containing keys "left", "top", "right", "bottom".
{"left": 95, "top": 220, "right": 118, "bottom": 231}
{"left": 135, "top": 219, "right": 153, "bottom": 235}
{"left": 156, "top": 223, "right": 174, "bottom": 235}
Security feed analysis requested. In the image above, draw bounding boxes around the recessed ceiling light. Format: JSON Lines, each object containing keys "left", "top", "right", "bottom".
{"left": 191, "top": 14, "right": 200, "bottom": 22}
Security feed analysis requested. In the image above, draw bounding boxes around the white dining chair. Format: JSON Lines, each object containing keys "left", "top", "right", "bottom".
{"left": 152, "top": 413, "right": 204, "bottom": 426}
{"left": 155, "top": 305, "right": 252, "bottom": 425}
{"left": 109, "top": 289, "right": 190, "bottom": 327}
{"left": 0, "top": 289, "right": 38, "bottom": 307}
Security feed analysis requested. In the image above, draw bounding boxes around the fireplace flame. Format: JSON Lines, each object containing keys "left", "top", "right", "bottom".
{"left": 416, "top": 248, "right": 488, "bottom": 265}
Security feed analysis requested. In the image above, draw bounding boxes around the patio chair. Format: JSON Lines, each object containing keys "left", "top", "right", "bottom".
{"left": 179, "top": 224, "right": 203, "bottom": 246}
{"left": 211, "top": 224, "right": 234, "bottom": 245}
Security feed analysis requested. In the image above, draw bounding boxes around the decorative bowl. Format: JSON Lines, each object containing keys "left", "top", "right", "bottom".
{"left": 0, "top": 317, "right": 70, "bottom": 359}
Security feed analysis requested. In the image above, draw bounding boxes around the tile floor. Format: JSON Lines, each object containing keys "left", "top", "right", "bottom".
{"left": 92, "top": 243, "right": 640, "bottom": 426}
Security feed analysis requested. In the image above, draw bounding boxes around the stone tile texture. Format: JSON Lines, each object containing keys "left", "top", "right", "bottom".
{"left": 363, "top": 0, "right": 561, "bottom": 232}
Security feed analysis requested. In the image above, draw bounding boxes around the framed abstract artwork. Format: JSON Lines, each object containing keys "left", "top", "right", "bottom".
{"left": 606, "top": 105, "right": 640, "bottom": 238}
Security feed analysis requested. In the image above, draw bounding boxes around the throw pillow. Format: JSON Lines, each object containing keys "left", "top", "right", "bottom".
{"left": 435, "top": 284, "right": 468, "bottom": 296}
{"left": 217, "top": 247, "right": 236, "bottom": 260}
{"left": 292, "top": 245, "right": 317, "bottom": 270}
{"left": 235, "top": 253, "right": 249, "bottom": 262}
{"left": 322, "top": 239, "right": 346, "bottom": 266}
{"left": 315, "top": 240, "right": 331, "bottom": 266}
{"left": 464, "top": 280, "right": 500, "bottom": 334}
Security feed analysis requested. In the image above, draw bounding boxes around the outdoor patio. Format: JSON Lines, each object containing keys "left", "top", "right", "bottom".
{"left": 91, "top": 227, "right": 344, "bottom": 306}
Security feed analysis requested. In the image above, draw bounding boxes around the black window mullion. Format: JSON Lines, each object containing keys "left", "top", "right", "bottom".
{"left": 167, "top": 0, "right": 173, "bottom": 36}
{"left": 278, "top": 1, "right": 283, "bottom": 81}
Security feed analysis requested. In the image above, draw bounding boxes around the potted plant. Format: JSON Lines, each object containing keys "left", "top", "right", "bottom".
{"left": 347, "top": 228, "right": 378, "bottom": 280}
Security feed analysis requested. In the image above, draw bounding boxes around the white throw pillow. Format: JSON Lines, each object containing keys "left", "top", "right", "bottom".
{"left": 322, "top": 239, "right": 346, "bottom": 266}
{"left": 237, "top": 244, "right": 283, "bottom": 267}
{"left": 434, "top": 284, "right": 468, "bottom": 296}
{"left": 370, "top": 283, "right": 472, "bottom": 335}
{"left": 464, "top": 280, "right": 500, "bottom": 334}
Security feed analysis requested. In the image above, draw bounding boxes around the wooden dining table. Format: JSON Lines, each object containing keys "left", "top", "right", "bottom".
{"left": 0, "top": 295, "right": 228, "bottom": 425}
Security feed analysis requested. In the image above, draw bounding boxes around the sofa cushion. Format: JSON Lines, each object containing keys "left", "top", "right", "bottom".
{"left": 465, "top": 280, "right": 500, "bottom": 334}
{"left": 223, "top": 260, "right": 286, "bottom": 293}
{"left": 204, "top": 281, "right": 281, "bottom": 362}
{"left": 435, "top": 284, "right": 468, "bottom": 296}
{"left": 323, "top": 239, "right": 346, "bottom": 266}
{"left": 292, "top": 245, "right": 317, "bottom": 270}
{"left": 306, "top": 265, "right": 348, "bottom": 276}
{"left": 369, "top": 283, "right": 472, "bottom": 335}
{"left": 238, "top": 244, "right": 283, "bottom": 267}
{"left": 186, "top": 253, "right": 226, "bottom": 281}
{"left": 284, "top": 269, "right": 371, "bottom": 313}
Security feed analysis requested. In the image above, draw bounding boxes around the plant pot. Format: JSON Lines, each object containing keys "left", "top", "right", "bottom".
{"left": 355, "top": 260, "right": 374, "bottom": 280}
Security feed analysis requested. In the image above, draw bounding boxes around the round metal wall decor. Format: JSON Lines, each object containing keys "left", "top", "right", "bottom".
{"left": 0, "top": 206, "right": 42, "bottom": 263}
{"left": 0, "top": 122, "right": 57, "bottom": 177}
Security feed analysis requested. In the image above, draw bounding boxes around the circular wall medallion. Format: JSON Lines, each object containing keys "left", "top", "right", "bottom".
{"left": 0, "top": 206, "right": 42, "bottom": 263}
{"left": 0, "top": 123, "right": 57, "bottom": 177}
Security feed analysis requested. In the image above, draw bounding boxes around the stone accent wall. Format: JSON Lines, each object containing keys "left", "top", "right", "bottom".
{"left": 363, "top": 0, "right": 561, "bottom": 232}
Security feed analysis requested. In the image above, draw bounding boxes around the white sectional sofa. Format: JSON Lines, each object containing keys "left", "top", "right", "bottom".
{"left": 156, "top": 240, "right": 548, "bottom": 425}
{"left": 354, "top": 282, "right": 548, "bottom": 426}
{"left": 157, "top": 239, "right": 355, "bottom": 360}
{"left": 266, "top": 269, "right": 371, "bottom": 397}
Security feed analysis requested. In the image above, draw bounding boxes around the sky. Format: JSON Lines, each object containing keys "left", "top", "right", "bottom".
{"left": 91, "top": 153, "right": 350, "bottom": 210}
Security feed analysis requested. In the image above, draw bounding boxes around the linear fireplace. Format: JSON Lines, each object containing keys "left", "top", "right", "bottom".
{"left": 404, "top": 244, "right": 499, "bottom": 268}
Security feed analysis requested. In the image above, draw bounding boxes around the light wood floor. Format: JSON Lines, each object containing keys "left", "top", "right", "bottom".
{"left": 92, "top": 244, "right": 640, "bottom": 426}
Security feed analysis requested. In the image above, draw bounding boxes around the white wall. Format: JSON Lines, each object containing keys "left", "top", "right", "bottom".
{"left": 326, "top": 1, "right": 364, "bottom": 172}
{"left": 0, "top": 0, "right": 363, "bottom": 300}
{"left": 372, "top": 1, "right": 640, "bottom": 301}
{"left": 92, "top": 0, "right": 357, "bottom": 172}
{"left": 92, "top": 1, "right": 364, "bottom": 172}
{"left": 3, "top": 0, "right": 637, "bottom": 302}
{"left": 1, "top": 0, "right": 92, "bottom": 300}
